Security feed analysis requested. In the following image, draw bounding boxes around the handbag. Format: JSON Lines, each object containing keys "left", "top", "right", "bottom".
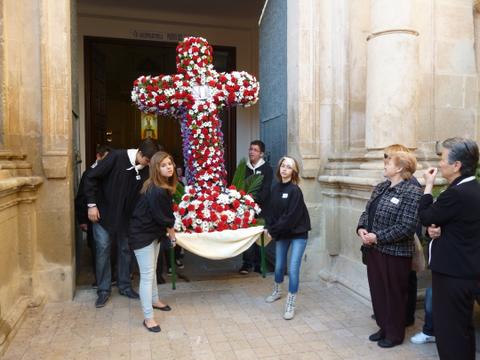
{"left": 360, "top": 245, "right": 370, "bottom": 265}
{"left": 411, "top": 234, "right": 426, "bottom": 272}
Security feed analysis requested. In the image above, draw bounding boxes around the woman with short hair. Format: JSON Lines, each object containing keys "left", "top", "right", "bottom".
{"left": 357, "top": 151, "right": 422, "bottom": 348}
{"left": 419, "top": 137, "right": 480, "bottom": 359}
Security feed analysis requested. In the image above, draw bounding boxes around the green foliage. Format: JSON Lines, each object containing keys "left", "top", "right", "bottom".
{"left": 232, "top": 158, "right": 264, "bottom": 197}
{"left": 173, "top": 182, "right": 185, "bottom": 204}
{"left": 431, "top": 185, "right": 445, "bottom": 199}
{"left": 245, "top": 173, "right": 264, "bottom": 197}
{"left": 231, "top": 158, "right": 247, "bottom": 191}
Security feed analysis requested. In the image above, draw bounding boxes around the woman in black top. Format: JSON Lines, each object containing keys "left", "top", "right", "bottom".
{"left": 357, "top": 151, "right": 422, "bottom": 348}
{"left": 129, "top": 151, "right": 177, "bottom": 333}
{"left": 264, "top": 156, "right": 311, "bottom": 320}
{"left": 419, "top": 137, "right": 480, "bottom": 360}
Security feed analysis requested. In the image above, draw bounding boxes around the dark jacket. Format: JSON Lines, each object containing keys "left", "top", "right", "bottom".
{"left": 75, "top": 167, "right": 91, "bottom": 226}
{"left": 358, "top": 180, "right": 422, "bottom": 257}
{"left": 83, "top": 150, "right": 149, "bottom": 234}
{"left": 245, "top": 161, "right": 273, "bottom": 213}
{"left": 419, "top": 175, "right": 480, "bottom": 279}
{"left": 129, "top": 186, "right": 175, "bottom": 251}
{"left": 266, "top": 181, "right": 311, "bottom": 240}
{"left": 75, "top": 161, "right": 100, "bottom": 226}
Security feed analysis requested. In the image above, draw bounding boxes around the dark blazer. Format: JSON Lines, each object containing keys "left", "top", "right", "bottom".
{"left": 129, "top": 186, "right": 175, "bottom": 251}
{"left": 419, "top": 175, "right": 480, "bottom": 279}
{"left": 358, "top": 180, "right": 422, "bottom": 257}
{"left": 83, "top": 150, "right": 149, "bottom": 234}
{"left": 245, "top": 161, "right": 273, "bottom": 211}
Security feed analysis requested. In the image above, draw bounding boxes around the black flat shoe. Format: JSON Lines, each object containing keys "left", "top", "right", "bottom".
{"left": 153, "top": 304, "right": 171, "bottom": 311}
{"left": 119, "top": 288, "right": 140, "bottom": 299}
{"left": 95, "top": 293, "right": 110, "bottom": 308}
{"left": 369, "top": 330, "right": 385, "bottom": 342}
{"left": 378, "top": 339, "right": 400, "bottom": 348}
{"left": 143, "top": 320, "right": 161, "bottom": 333}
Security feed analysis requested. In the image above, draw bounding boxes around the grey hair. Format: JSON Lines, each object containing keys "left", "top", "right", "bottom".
{"left": 442, "top": 137, "right": 479, "bottom": 176}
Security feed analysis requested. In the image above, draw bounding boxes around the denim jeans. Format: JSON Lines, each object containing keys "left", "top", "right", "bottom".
{"left": 423, "top": 287, "right": 434, "bottom": 336}
{"left": 242, "top": 243, "right": 260, "bottom": 268}
{"left": 92, "top": 223, "right": 132, "bottom": 294}
{"left": 134, "top": 240, "right": 160, "bottom": 319}
{"left": 274, "top": 237, "right": 307, "bottom": 294}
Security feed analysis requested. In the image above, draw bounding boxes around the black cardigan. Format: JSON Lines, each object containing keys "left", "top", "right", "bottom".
{"left": 83, "top": 150, "right": 148, "bottom": 234}
{"left": 128, "top": 186, "right": 175, "bottom": 251}
{"left": 419, "top": 175, "right": 480, "bottom": 279}
{"left": 266, "top": 181, "right": 311, "bottom": 240}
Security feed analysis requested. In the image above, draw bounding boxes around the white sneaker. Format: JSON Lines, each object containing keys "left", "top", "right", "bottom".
{"left": 410, "top": 332, "right": 436, "bottom": 344}
{"left": 265, "top": 282, "right": 282, "bottom": 303}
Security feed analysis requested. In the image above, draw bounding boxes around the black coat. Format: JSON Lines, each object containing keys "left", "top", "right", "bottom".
{"left": 245, "top": 161, "right": 273, "bottom": 218}
{"left": 419, "top": 175, "right": 480, "bottom": 279}
{"left": 75, "top": 166, "right": 91, "bottom": 226}
{"left": 83, "top": 150, "right": 149, "bottom": 234}
{"left": 128, "top": 186, "right": 175, "bottom": 251}
{"left": 266, "top": 181, "right": 311, "bottom": 240}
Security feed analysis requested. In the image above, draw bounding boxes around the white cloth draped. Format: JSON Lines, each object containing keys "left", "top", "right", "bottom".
{"left": 175, "top": 226, "right": 268, "bottom": 260}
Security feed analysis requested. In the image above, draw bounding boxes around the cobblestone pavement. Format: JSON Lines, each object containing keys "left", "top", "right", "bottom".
{"left": 1, "top": 277, "right": 442, "bottom": 360}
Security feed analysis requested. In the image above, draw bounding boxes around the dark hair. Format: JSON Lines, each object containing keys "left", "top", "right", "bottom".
{"left": 96, "top": 144, "right": 112, "bottom": 157}
{"left": 250, "top": 140, "right": 265, "bottom": 153}
{"left": 442, "top": 137, "right": 479, "bottom": 176}
{"left": 138, "top": 138, "right": 159, "bottom": 159}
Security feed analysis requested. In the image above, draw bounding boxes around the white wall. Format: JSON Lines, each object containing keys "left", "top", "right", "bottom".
{"left": 76, "top": 3, "right": 260, "bottom": 170}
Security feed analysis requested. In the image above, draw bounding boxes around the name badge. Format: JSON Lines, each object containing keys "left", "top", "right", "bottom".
{"left": 282, "top": 193, "right": 288, "bottom": 199}
{"left": 256, "top": 170, "right": 262, "bottom": 174}
{"left": 390, "top": 197, "right": 399, "bottom": 205}
{"left": 136, "top": 175, "right": 141, "bottom": 180}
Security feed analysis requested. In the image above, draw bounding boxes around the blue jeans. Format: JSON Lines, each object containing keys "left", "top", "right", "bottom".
{"left": 134, "top": 240, "right": 161, "bottom": 319}
{"left": 274, "top": 238, "right": 307, "bottom": 294}
{"left": 92, "top": 223, "right": 132, "bottom": 294}
{"left": 423, "top": 287, "right": 434, "bottom": 336}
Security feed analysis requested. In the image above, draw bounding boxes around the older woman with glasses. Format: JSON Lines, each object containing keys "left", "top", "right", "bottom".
{"left": 419, "top": 137, "right": 480, "bottom": 360}
{"left": 357, "top": 150, "right": 422, "bottom": 348}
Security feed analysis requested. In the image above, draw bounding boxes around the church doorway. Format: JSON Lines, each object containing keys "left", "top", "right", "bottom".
{"left": 78, "top": 36, "right": 251, "bottom": 288}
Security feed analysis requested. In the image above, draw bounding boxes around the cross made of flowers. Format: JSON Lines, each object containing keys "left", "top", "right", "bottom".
{"left": 132, "top": 36, "right": 261, "bottom": 233}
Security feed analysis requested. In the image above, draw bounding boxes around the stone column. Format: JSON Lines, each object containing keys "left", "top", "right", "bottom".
{"left": 364, "top": 0, "right": 419, "bottom": 157}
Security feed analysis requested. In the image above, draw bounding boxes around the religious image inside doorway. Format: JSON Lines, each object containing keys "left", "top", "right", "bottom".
{"left": 84, "top": 36, "right": 237, "bottom": 183}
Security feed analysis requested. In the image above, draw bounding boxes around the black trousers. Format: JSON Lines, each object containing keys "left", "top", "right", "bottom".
{"left": 432, "top": 271, "right": 477, "bottom": 360}
{"left": 367, "top": 249, "right": 411, "bottom": 344}
{"left": 406, "top": 270, "right": 417, "bottom": 324}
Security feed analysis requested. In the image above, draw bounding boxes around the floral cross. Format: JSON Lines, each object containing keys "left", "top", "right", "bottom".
{"left": 132, "top": 36, "right": 261, "bottom": 232}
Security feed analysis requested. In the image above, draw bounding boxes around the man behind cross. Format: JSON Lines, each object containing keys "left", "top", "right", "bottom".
{"left": 84, "top": 138, "right": 158, "bottom": 308}
{"left": 239, "top": 140, "right": 273, "bottom": 274}
{"left": 75, "top": 144, "right": 112, "bottom": 288}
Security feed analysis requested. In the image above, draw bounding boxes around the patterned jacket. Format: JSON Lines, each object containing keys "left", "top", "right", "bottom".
{"left": 357, "top": 180, "right": 423, "bottom": 257}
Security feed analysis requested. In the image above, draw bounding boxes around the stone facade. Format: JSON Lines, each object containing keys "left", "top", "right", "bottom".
{"left": 287, "top": 0, "right": 479, "bottom": 298}
{"left": 0, "top": 0, "right": 73, "bottom": 354}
